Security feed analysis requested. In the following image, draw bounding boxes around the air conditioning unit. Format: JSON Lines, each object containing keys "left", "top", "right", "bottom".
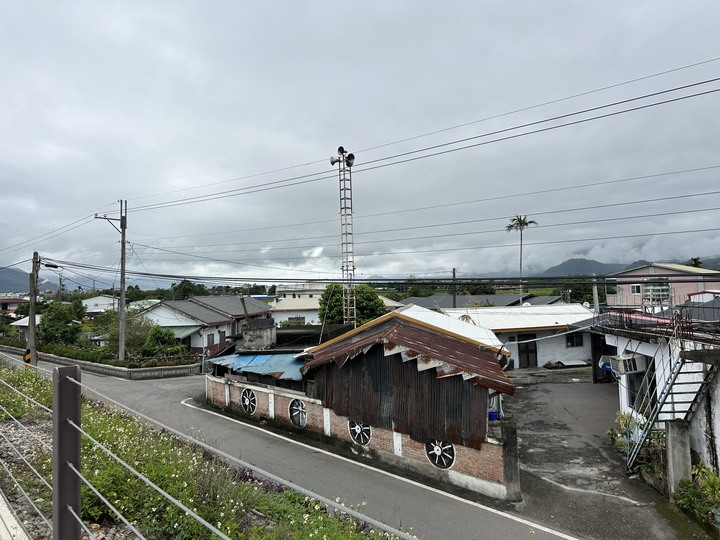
{"left": 607, "top": 354, "right": 648, "bottom": 375}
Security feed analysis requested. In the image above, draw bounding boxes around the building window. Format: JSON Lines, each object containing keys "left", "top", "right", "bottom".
{"left": 219, "top": 330, "right": 226, "bottom": 342}
{"left": 207, "top": 333, "right": 214, "bottom": 347}
{"left": 630, "top": 284, "right": 642, "bottom": 294}
{"left": 287, "top": 316, "right": 306, "bottom": 325}
{"left": 566, "top": 334, "right": 584, "bottom": 348}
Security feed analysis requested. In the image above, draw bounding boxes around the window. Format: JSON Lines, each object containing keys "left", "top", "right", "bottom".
{"left": 206, "top": 333, "right": 214, "bottom": 347}
{"left": 287, "top": 316, "right": 306, "bottom": 325}
{"left": 630, "top": 284, "right": 642, "bottom": 294}
{"left": 219, "top": 330, "right": 226, "bottom": 343}
{"left": 566, "top": 334, "right": 584, "bottom": 348}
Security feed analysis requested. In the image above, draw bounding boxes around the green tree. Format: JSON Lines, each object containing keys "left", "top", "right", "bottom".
{"left": 39, "top": 301, "right": 83, "bottom": 345}
{"left": 142, "top": 325, "right": 178, "bottom": 357}
{"left": 318, "top": 283, "right": 387, "bottom": 326}
{"left": 462, "top": 280, "right": 496, "bottom": 295}
{"left": 689, "top": 257, "right": 702, "bottom": 268}
{"left": 170, "top": 280, "right": 208, "bottom": 300}
{"left": 93, "top": 310, "right": 157, "bottom": 358}
{"left": 505, "top": 215, "right": 538, "bottom": 278}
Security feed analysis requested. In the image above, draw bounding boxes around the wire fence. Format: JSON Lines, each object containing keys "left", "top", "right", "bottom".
{"left": 0, "top": 350, "right": 417, "bottom": 540}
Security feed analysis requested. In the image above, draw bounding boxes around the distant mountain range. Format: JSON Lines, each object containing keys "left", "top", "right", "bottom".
{"left": 0, "top": 268, "right": 58, "bottom": 294}
{"left": 537, "top": 257, "right": 720, "bottom": 277}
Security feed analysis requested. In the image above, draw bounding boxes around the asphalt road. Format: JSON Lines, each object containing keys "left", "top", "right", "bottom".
{"left": 0, "top": 352, "right": 580, "bottom": 540}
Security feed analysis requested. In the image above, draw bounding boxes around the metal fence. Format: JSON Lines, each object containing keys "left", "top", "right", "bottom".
{"left": 0, "top": 353, "right": 417, "bottom": 540}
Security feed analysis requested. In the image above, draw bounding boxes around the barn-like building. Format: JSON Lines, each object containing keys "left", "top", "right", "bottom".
{"left": 206, "top": 305, "right": 519, "bottom": 500}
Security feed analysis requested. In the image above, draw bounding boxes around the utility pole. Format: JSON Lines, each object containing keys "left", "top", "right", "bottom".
{"left": 452, "top": 268, "right": 457, "bottom": 308}
{"left": 27, "top": 251, "right": 39, "bottom": 366}
{"left": 95, "top": 200, "right": 127, "bottom": 361}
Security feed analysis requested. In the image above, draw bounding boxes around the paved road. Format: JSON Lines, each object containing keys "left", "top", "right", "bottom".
{"left": 505, "top": 376, "right": 709, "bottom": 540}
{"left": 0, "top": 352, "right": 580, "bottom": 540}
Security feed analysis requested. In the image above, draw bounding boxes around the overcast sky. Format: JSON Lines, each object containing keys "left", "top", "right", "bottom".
{"left": 2, "top": 1, "right": 720, "bottom": 290}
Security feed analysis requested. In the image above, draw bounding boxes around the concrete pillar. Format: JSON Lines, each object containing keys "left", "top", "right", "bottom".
{"left": 501, "top": 418, "right": 522, "bottom": 501}
{"left": 666, "top": 420, "right": 691, "bottom": 498}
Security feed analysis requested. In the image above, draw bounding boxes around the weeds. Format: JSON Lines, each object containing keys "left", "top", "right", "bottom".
{"left": 0, "top": 360, "right": 411, "bottom": 539}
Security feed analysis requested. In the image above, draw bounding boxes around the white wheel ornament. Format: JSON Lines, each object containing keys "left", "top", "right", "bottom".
{"left": 289, "top": 399, "right": 307, "bottom": 428}
{"left": 425, "top": 440, "right": 455, "bottom": 469}
{"left": 348, "top": 421, "right": 372, "bottom": 445}
{"left": 241, "top": 388, "right": 256, "bottom": 415}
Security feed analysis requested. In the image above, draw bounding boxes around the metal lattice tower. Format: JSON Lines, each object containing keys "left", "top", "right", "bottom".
{"left": 332, "top": 146, "right": 356, "bottom": 327}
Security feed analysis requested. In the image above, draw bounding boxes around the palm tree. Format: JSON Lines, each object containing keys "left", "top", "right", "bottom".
{"left": 505, "top": 215, "right": 538, "bottom": 279}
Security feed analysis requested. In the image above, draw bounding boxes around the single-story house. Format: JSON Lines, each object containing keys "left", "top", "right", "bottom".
{"left": 81, "top": 294, "right": 118, "bottom": 317}
{"left": 207, "top": 305, "right": 520, "bottom": 500}
{"left": 10, "top": 315, "right": 42, "bottom": 340}
{"left": 442, "top": 304, "right": 595, "bottom": 369}
{"left": 140, "top": 296, "right": 271, "bottom": 357}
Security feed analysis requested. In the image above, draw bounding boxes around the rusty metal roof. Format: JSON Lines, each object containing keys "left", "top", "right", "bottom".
{"left": 302, "top": 312, "right": 515, "bottom": 395}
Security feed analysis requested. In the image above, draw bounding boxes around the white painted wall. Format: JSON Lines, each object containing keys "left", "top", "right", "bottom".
{"left": 499, "top": 330, "right": 591, "bottom": 368}
{"left": 272, "top": 309, "right": 320, "bottom": 326}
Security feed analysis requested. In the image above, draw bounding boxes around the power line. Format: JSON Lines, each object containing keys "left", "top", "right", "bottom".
{"left": 125, "top": 56, "right": 720, "bottom": 206}
{"left": 126, "top": 78, "right": 720, "bottom": 214}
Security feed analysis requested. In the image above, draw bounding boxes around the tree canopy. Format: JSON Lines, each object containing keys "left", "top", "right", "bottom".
{"left": 318, "top": 283, "right": 387, "bottom": 326}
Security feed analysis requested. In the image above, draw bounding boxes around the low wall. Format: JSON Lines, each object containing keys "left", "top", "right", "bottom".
{"left": 0, "top": 345, "right": 202, "bottom": 379}
{"left": 207, "top": 375, "right": 518, "bottom": 500}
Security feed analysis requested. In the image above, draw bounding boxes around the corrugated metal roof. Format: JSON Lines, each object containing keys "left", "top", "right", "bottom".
{"left": 303, "top": 312, "right": 514, "bottom": 395}
{"left": 171, "top": 326, "right": 201, "bottom": 339}
{"left": 210, "top": 353, "right": 303, "bottom": 380}
{"left": 401, "top": 294, "right": 527, "bottom": 309}
{"left": 164, "top": 300, "right": 229, "bottom": 324}
{"left": 397, "top": 304, "right": 505, "bottom": 352}
{"left": 190, "top": 296, "right": 270, "bottom": 317}
{"left": 610, "top": 262, "right": 720, "bottom": 276}
{"left": 443, "top": 304, "right": 595, "bottom": 332}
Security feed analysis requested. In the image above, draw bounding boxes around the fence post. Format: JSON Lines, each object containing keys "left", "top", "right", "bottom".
{"left": 53, "top": 365, "right": 81, "bottom": 540}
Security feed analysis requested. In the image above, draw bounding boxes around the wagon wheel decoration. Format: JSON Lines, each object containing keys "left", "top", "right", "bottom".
{"left": 348, "top": 421, "right": 372, "bottom": 446}
{"left": 425, "top": 440, "right": 455, "bottom": 469}
{"left": 241, "top": 388, "right": 256, "bottom": 415}
{"left": 289, "top": 399, "right": 307, "bottom": 428}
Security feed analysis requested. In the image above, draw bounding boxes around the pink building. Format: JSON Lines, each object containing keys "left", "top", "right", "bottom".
{"left": 606, "top": 263, "right": 720, "bottom": 310}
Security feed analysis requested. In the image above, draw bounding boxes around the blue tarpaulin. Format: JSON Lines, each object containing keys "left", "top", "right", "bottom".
{"left": 210, "top": 353, "right": 303, "bottom": 381}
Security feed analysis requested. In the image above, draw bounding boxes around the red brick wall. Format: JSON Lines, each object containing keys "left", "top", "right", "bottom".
{"left": 206, "top": 376, "right": 507, "bottom": 496}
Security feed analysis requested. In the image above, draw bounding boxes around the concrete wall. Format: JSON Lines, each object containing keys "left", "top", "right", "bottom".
{"left": 207, "top": 375, "right": 516, "bottom": 500}
{"left": 0, "top": 346, "right": 202, "bottom": 379}
{"left": 499, "top": 330, "right": 591, "bottom": 368}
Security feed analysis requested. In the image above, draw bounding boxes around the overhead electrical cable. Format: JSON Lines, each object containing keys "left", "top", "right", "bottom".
{"left": 131, "top": 189, "right": 720, "bottom": 251}
{"left": 126, "top": 79, "right": 720, "bottom": 214}
{"left": 126, "top": 57, "right": 720, "bottom": 204}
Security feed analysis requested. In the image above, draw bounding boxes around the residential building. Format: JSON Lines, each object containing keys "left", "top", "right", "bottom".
{"left": 271, "top": 296, "right": 320, "bottom": 326}
{"left": 206, "top": 305, "right": 520, "bottom": 500}
{"left": 141, "top": 296, "right": 271, "bottom": 357}
{"left": 606, "top": 263, "right": 720, "bottom": 311}
{"left": 595, "top": 300, "right": 720, "bottom": 496}
{"left": 401, "top": 293, "right": 561, "bottom": 310}
{"left": 81, "top": 295, "right": 118, "bottom": 317}
{"left": 0, "top": 297, "right": 28, "bottom": 318}
{"left": 443, "top": 304, "right": 595, "bottom": 369}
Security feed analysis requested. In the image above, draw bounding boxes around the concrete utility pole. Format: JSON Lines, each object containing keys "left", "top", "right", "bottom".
{"left": 27, "top": 251, "right": 39, "bottom": 366}
{"left": 95, "top": 200, "right": 127, "bottom": 362}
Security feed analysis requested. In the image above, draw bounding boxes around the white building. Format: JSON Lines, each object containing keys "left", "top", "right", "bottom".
{"left": 442, "top": 304, "right": 595, "bottom": 369}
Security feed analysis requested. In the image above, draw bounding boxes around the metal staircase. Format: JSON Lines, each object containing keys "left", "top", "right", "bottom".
{"left": 625, "top": 315, "right": 719, "bottom": 470}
